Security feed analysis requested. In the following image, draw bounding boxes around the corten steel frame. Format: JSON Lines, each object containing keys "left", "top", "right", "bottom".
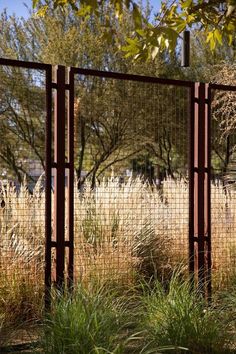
{"left": 2, "top": 58, "right": 235, "bottom": 307}
{"left": 52, "top": 68, "right": 214, "bottom": 300}
{"left": 0, "top": 58, "right": 53, "bottom": 308}
{"left": 190, "top": 83, "right": 211, "bottom": 298}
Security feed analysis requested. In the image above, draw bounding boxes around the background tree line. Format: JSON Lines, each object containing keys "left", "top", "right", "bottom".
{"left": 0, "top": 0, "right": 235, "bottom": 185}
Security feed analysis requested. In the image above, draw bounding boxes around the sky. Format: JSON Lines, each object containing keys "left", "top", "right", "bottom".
{"left": 0, "top": 0, "right": 162, "bottom": 18}
{"left": 0, "top": 0, "right": 32, "bottom": 17}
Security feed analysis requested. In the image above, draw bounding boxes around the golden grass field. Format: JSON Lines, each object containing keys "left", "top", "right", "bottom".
{"left": 0, "top": 176, "right": 236, "bottom": 328}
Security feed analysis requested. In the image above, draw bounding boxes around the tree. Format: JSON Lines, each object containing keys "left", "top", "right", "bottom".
{"left": 210, "top": 64, "right": 236, "bottom": 175}
{"left": 2, "top": 2, "right": 232, "bottom": 185}
{"left": 0, "top": 13, "right": 46, "bottom": 183}
{"left": 75, "top": 79, "right": 144, "bottom": 188}
{"left": 177, "top": 31, "right": 236, "bottom": 175}
{"left": 33, "top": 0, "right": 236, "bottom": 60}
{"left": 1, "top": 4, "right": 186, "bottom": 184}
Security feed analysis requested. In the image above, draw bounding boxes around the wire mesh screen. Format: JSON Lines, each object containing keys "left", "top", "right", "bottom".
{"left": 211, "top": 88, "right": 236, "bottom": 290}
{"left": 72, "top": 74, "right": 190, "bottom": 286}
{"left": 0, "top": 65, "right": 46, "bottom": 332}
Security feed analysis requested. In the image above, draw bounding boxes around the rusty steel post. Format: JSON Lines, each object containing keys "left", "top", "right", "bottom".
{"left": 54, "top": 65, "right": 66, "bottom": 289}
{"left": 67, "top": 68, "right": 74, "bottom": 288}
{"left": 197, "top": 82, "right": 206, "bottom": 286}
{"left": 189, "top": 85, "right": 195, "bottom": 279}
{"left": 206, "top": 85, "right": 212, "bottom": 300}
{"left": 191, "top": 82, "right": 211, "bottom": 296}
{"left": 45, "top": 66, "right": 53, "bottom": 309}
{"left": 181, "top": 31, "right": 190, "bottom": 67}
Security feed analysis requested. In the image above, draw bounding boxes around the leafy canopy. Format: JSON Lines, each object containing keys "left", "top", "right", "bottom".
{"left": 33, "top": 1, "right": 236, "bottom": 60}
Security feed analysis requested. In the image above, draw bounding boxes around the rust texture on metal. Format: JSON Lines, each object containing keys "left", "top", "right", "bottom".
{"left": 210, "top": 83, "right": 236, "bottom": 92}
{"left": 198, "top": 82, "right": 206, "bottom": 285}
{"left": 67, "top": 68, "right": 75, "bottom": 288}
{"left": 71, "top": 67, "right": 194, "bottom": 87}
{"left": 0, "top": 57, "right": 53, "bottom": 307}
{"left": 207, "top": 85, "right": 212, "bottom": 299}
{"left": 0, "top": 57, "right": 51, "bottom": 70}
{"left": 45, "top": 66, "right": 53, "bottom": 308}
{"left": 191, "top": 82, "right": 211, "bottom": 296}
{"left": 54, "top": 65, "right": 66, "bottom": 289}
{"left": 189, "top": 85, "right": 195, "bottom": 277}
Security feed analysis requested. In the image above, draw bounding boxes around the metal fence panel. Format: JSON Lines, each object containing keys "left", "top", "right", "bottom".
{"left": 210, "top": 84, "right": 236, "bottom": 290}
{"left": 0, "top": 59, "right": 52, "bottom": 341}
{"left": 70, "top": 69, "right": 191, "bottom": 286}
{"left": 4, "top": 57, "right": 236, "bottom": 344}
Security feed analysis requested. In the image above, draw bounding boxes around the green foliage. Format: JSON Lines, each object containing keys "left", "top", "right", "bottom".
{"left": 0, "top": 63, "right": 46, "bottom": 182}
{"left": 139, "top": 273, "right": 231, "bottom": 353}
{"left": 39, "top": 274, "right": 235, "bottom": 353}
{"left": 0, "top": 2, "right": 185, "bottom": 183}
{"left": 41, "top": 285, "right": 131, "bottom": 354}
{"left": 32, "top": 0, "right": 236, "bottom": 59}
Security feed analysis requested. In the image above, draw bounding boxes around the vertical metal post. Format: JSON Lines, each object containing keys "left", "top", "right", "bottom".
{"left": 45, "top": 66, "right": 53, "bottom": 309}
{"left": 206, "top": 85, "right": 212, "bottom": 299}
{"left": 189, "top": 84, "right": 195, "bottom": 279}
{"left": 191, "top": 82, "right": 211, "bottom": 296}
{"left": 67, "top": 68, "right": 74, "bottom": 288}
{"left": 54, "top": 65, "right": 66, "bottom": 289}
{"left": 181, "top": 31, "right": 190, "bottom": 67}
{"left": 197, "top": 83, "right": 206, "bottom": 286}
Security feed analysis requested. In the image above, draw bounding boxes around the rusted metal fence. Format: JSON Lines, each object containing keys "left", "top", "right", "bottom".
{"left": 72, "top": 70, "right": 191, "bottom": 287}
{"left": 210, "top": 83, "right": 236, "bottom": 290}
{"left": 0, "top": 57, "right": 236, "bottom": 319}
{"left": 0, "top": 59, "right": 52, "bottom": 331}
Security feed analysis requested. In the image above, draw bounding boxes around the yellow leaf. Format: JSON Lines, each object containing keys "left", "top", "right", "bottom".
{"left": 206, "top": 31, "right": 213, "bottom": 43}
{"left": 151, "top": 46, "right": 159, "bottom": 60}
{"left": 32, "top": 0, "right": 39, "bottom": 8}
{"left": 132, "top": 3, "right": 142, "bottom": 29}
{"left": 175, "top": 22, "right": 187, "bottom": 33}
{"left": 165, "top": 39, "right": 170, "bottom": 48}
{"left": 157, "top": 35, "right": 162, "bottom": 46}
{"left": 210, "top": 36, "right": 216, "bottom": 51}
{"left": 77, "top": 5, "right": 92, "bottom": 16}
{"left": 228, "top": 34, "right": 233, "bottom": 45}
{"left": 181, "top": 0, "right": 193, "bottom": 9}
{"left": 35, "top": 5, "right": 49, "bottom": 17}
{"left": 214, "top": 29, "right": 222, "bottom": 45}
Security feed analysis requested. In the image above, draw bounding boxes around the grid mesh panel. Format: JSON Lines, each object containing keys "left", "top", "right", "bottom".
{"left": 73, "top": 75, "right": 190, "bottom": 286}
{"left": 211, "top": 88, "right": 236, "bottom": 289}
{"left": 0, "top": 65, "right": 46, "bottom": 328}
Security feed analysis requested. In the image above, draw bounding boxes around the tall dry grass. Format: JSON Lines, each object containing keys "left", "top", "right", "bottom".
{"left": 73, "top": 176, "right": 189, "bottom": 285}
{"left": 0, "top": 175, "right": 235, "bottom": 328}
{"left": 211, "top": 181, "right": 236, "bottom": 287}
{"left": 0, "top": 178, "right": 45, "bottom": 330}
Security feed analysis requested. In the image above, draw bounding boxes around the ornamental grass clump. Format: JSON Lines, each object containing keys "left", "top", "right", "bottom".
{"left": 1, "top": 174, "right": 236, "bottom": 335}
{"left": 41, "top": 285, "right": 132, "bottom": 354}
{"left": 73, "top": 176, "right": 185, "bottom": 285}
{"left": 139, "top": 272, "right": 231, "bottom": 354}
{"left": 0, "top": 178, "right": 44, "bottom": 330}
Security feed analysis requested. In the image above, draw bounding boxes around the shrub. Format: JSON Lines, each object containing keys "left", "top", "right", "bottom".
{"left": 139, "top": 272, "right": 231, "bottom": 354}
{"left": 41, "top": 285, "right": 131, "bottom": 354}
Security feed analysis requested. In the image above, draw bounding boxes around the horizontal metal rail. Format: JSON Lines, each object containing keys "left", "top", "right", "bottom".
{"left": 210, "top": 83, "right": 236, "bottom": 91}
{"left": 71, "top": 67, "right": 195, "bottom": 87}
{"left": 0, "top": 57, "right": 51, "bottom": 71}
